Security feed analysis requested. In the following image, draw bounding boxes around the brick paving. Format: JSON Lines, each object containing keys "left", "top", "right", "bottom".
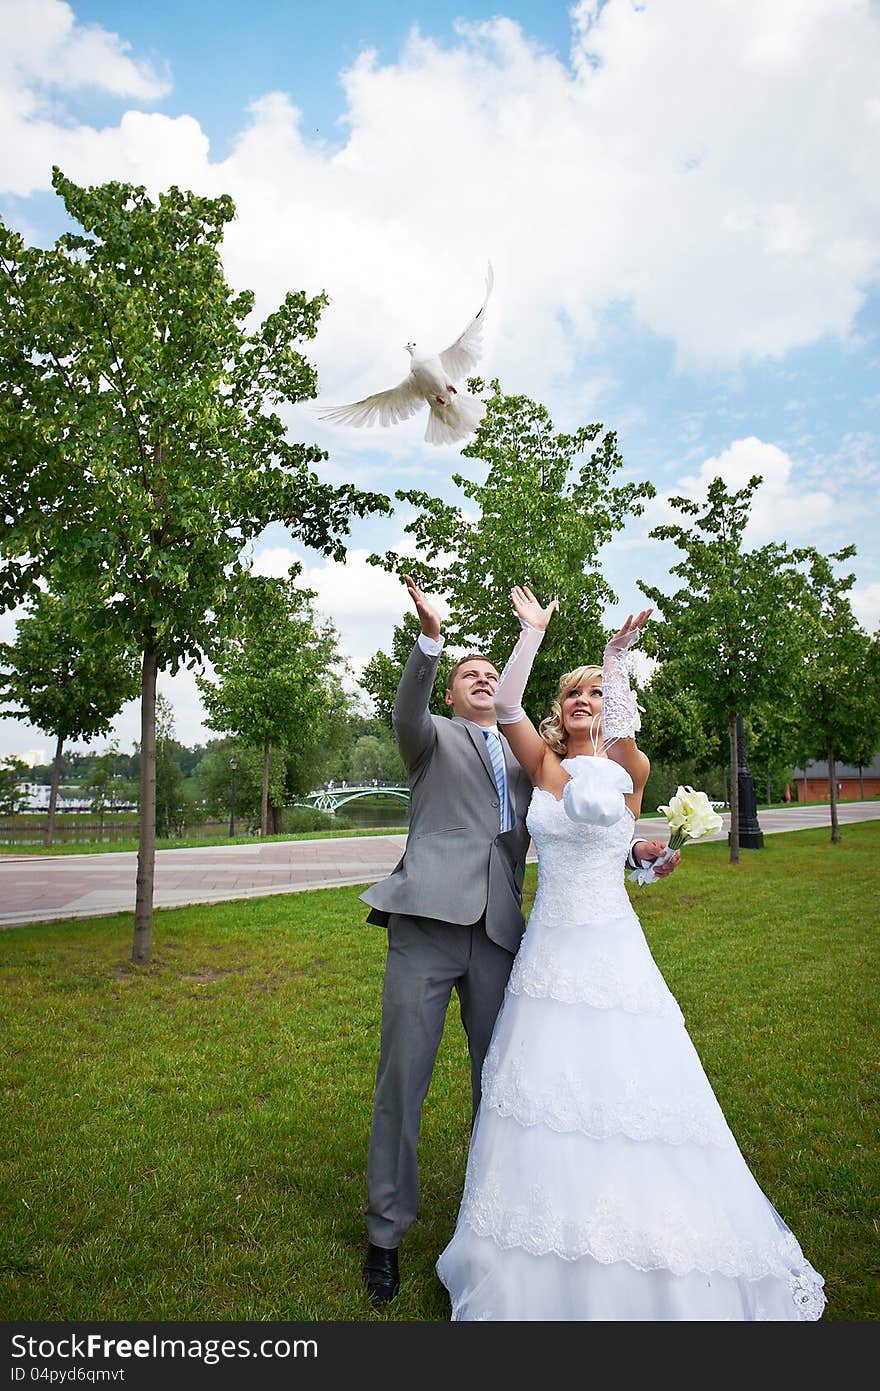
{"left": 1, "top": 803, "right": 878, "bottom": 928}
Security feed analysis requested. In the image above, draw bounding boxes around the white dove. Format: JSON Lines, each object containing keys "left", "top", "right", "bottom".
{"left": 319, "top": 264, "right": 494, "bottom": 446}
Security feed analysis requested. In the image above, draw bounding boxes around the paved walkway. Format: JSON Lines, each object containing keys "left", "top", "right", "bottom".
{"left": 1, "top": 803, "right": 878, "bottom": 928}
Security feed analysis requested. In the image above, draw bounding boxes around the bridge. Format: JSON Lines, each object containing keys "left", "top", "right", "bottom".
{"left": 293, "top": 783, "right": 410, "bottom": 814}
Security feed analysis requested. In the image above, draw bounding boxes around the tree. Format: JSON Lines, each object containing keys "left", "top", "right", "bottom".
{"left": 745, "top": 701, "right": 803, "bottom": 806}
{"left": 368, "top": 379, "right": 655, "bottom": 722}
{"left": 0, "top": 171, "right": 388, "bottom": 962}
{"left": 0, "top": 589, "right": 138, "bottom": 846}
{"left": 197, "top": 572, "right": 341, "bottom": 835}
{"left": 192, "top": 738, "right": 273, "bottom": 827}
{"left": 350, "top": 732, "right": 404, "bottom": 783}
{"left": 317, "top": 709, "right": 404, "bottom": 784}
{"left": 153, "top": 695, "right": 191, "bottom": 839}
{"left": 282, "top": 673, "right": 354, "bottom": 819}
{"left": 640, "top": 476, "right": 809, "bottom": 862}
{"left": 792, "top": 549, "right": 880, "bottom": 842}
{"left": 0, "top": 757, "right": 28, "bottom": 817}
{"left": 636, "top": 664, "right": 715, "bottom": 802}
{"left": 361, "top": 613, "right": 455, "bottom": 726}
{"left": 83, "top": 742, "right": 137, "bottom": 837}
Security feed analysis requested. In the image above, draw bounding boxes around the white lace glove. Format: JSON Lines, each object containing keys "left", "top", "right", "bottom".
{"left": 494, "top": 622, "right": 545, "bottom": 724}
{"left": 602, "top": 626, "right": 642, "bottom": 748}
{"left": 561, "top": 756, "right": 633, "bottom": 827}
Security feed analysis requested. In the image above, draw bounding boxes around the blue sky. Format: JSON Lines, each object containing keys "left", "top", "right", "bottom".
{"left": 2, "top": 0, "right": 879, "bottom": 758}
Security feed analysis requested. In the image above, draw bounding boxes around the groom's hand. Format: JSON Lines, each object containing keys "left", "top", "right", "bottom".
{"left": 634, "top": 840, "right": 681, "bottom": 878}
{"left": 404, "top": 574, "right": 441, "bottom": 642}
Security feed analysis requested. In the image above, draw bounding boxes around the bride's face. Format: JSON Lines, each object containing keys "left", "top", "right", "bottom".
{"left": 561, "top": 679, "right": 603, "bottom": 739}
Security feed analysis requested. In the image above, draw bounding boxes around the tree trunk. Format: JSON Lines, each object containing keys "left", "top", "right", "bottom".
{"left": 261, "top": 735, "right": 270, "bottom": 837}
{"left": 801, "top": 768, "right": 808, "bottom": 803}
{"left": 728, "top": 713, "right": 740, "bottom": 865}
{"left": 133, "top": 642, "right": 158, "bottom": 965}
{"left": 45, "top": 733, "right": 64, "bottom": 848}
{"left": 859, "top": 765, "right": 865, "bottom": 800}
{"left": 828, "top": 746, "right": 840, "bottom": 844}
{"left": 766, "top": 769, "right": 772, "bottom": 807}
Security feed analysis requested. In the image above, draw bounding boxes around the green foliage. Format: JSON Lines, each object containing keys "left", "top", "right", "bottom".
{"left": 193, "top": 739, "right": 285, "bottom": 824}
{"left": 0, "top": 589, "right": 138, "bottom": 745}
{"left": 361, "top": 612, "right": 454, "bottom": 726}
{"left": 0, "top": 169, "right": 389, "bottom": 955}
{"left": 0, "top": 171, "right": 389, "bottom": 648}
{"left": 792, "top": 549, "right": 880, "bottom": 764}
{"left": 83, "top": 744, "right": 137, "bottom": 827}
{"left": 0, "top": 757, "right": 28, "bottom": 816}
{"left": 275, "top": 806, "right": 354, "bottom": 834}
{"left": 0, "top": 587, "right": 139, "bottom": 844}
{"left": 639, "top": 476, "right": 812, "bottom": 857}
{"left": 367, "top": 379, "right": 655, "bottom": 721}
{"left": 196, "top": 573, "right": 343, "bottom": 831}
{"left": 348, "top": 733, "right": 403, "bottom": 783}
{"left": 640, "top": 477, "right": 808, "bottom": 723}
{"left": 24, "top": 749, "right": 139, "bottom": 786}
{"left": 153, "top": 695, "right": 192, "bottom": 838}
{"left": 636, "top": 666, "right": 722, "bottom": 807}
{"left": 637, "top": 665, "right": 715, "bottom": 774}
{"left": 788, "top": 549, "right": 880, "bottom": 838}
{"left": 745, "top": 701, "right": 804, "bottom": 804}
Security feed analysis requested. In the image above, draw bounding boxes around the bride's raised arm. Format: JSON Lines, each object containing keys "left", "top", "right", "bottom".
{"left": 494, "top": 585, "right": 557, "bottom": 782}
{"left": 602, "top": 610, "right": 651, "bottom": 793}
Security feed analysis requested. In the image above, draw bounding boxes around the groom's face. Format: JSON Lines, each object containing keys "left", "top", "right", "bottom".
{"left": 444, "top": 658, "right": 499, "bottom": 722}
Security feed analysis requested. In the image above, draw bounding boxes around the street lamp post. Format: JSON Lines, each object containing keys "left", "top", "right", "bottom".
{"left": 732, "top": 714, "right": 764, "bottom": 850}
{"left": 229, "top": 756, "right": 238, "bottom": 838}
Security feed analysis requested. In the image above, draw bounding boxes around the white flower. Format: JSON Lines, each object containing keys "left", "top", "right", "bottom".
{"left": 658, "top": 786, "right": 723, "bottom": 845}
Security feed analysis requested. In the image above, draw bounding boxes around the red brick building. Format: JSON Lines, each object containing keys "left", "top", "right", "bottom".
{"left": 792, "top": 755, "right": 880, "bottom": 802}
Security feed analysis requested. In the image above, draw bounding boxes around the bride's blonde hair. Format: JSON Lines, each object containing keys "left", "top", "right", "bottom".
{"left": 538, "top": 664, "right": 603, "bottom": 756}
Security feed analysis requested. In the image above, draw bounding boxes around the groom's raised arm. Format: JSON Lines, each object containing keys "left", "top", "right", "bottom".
{"left": 392, "top": 576, "right": 444, "bottom": 773}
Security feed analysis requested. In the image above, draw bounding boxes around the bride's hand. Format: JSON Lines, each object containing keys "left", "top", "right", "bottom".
{"left": 510, "top": 584, "right": 558, "bottom": 632}
{"left": 606, "top": 607, "right": 653, "bottom": 653}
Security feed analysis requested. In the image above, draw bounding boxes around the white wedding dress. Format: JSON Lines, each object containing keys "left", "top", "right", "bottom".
{"left": 436, "top": 769, "right": 826, "bottom": 1321}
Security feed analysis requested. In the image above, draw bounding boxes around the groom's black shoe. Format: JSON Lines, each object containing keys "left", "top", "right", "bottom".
{"left": 363, "top": 1242, "right": 400, "bottom": 1306}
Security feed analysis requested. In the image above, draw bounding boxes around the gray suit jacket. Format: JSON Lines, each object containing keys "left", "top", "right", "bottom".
{"left": 360, "top": 641, "right": 533, "bottom": 954}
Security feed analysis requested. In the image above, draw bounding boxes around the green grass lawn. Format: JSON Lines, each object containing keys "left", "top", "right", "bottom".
{"left": 1, "top": 823, "right": 877, "bottom": 1322}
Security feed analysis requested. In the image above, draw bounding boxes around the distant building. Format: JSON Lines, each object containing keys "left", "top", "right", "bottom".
{"left": 17, "top": 783, "right": 93, "bottom": 812}
{"left": 21, "top": 749, "right": 49, "bottom": 768}
{"left": 792, "top": 755, "right": 880, "bottom": 802}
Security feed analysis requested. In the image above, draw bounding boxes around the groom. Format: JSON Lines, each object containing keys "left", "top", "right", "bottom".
{"left": 359, "top": 576, "right": 677, "bottom": 1305}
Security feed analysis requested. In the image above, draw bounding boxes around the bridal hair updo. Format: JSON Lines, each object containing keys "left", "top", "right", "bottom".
{"left": 539, "top": 664, "right": 603, "bottom": 755}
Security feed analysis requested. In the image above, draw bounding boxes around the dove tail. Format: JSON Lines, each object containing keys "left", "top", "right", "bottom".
{"left": 424, "top": 390, "right": 486, "bottom": 446}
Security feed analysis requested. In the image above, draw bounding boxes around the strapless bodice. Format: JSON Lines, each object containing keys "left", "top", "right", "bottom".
{"left": 525, "top": 786, "right": 634, "bottom": 925}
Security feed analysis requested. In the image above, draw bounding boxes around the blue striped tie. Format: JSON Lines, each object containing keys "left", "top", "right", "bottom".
{"left": 483, "top": 729, "right": 512, "bottom": 832}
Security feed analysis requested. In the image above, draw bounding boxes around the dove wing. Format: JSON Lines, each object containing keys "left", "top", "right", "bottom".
{"left": 439, "top": 262, "right": 494, "bottom": 381}
{"left": 318, "top": 373, "right": 425, "bottom": 429}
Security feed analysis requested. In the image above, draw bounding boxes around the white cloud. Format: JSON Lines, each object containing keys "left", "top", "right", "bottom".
{"left": 1, "top": 0, "right": 170, "bottom": 99}
{"left": 665, "top": 436, "right": 838, "bottom": 543}
{"left": 249, "top": 542, "right": 449, "bottom": 674}
{"left": 851, "top": 582, "right": 880, "bottom": 634}
{"left": 1, "top": 0, "right": 878, "bottom": 386}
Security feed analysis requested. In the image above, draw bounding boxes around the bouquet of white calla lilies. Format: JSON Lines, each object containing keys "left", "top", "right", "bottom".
{"left": 629, "top": 785, "right": 724, "bottom": 886}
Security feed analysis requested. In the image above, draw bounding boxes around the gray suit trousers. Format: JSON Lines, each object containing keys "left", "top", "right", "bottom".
{"left": 365, "top": 912, "right": 514, "bottom": 1249}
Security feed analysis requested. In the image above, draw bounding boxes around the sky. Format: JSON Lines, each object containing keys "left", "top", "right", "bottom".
{"left": 1, "top": 0, "right": 879, "bottom": 761}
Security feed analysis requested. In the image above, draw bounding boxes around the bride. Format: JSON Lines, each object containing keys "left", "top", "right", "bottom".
{"left": 435, "top": 586, "right": 826, "bottom": 1321}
